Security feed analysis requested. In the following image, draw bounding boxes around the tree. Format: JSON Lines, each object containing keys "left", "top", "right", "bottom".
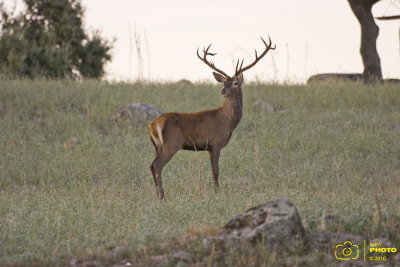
{"left": 347, "top": 0, "right": 382, "bottom": 83}
{"left": 0, "top": 0, "right": 112, "bottom": 79}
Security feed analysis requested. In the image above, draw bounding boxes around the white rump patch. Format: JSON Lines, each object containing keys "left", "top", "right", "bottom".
{"left": 156, "top": 125, "right": 164, "bottom": 146}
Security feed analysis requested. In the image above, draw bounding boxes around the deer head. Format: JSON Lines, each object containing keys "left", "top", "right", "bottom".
{"left": 197, "top": 36, "right": 275, "bottom": 98}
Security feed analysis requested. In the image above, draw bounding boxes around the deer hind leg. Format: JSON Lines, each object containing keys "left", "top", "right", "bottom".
{"left": 149, "top": 138, "right": 161, "bottom": 195}
{"left": 152, "top": 146, "right": 180, "bottom": 200}
{"left": 209, "top": 147, "right": 221, "bottom": 189}
{"left": 150, "top": 154, "right": 160, "bottom": 195}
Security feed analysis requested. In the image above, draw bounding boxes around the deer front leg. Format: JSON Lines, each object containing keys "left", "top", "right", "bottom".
{"left": 152, "top": 147, "right": 179, "bottom": 200}
{"left": 209, "top": 148, "right": 221, "bottom": 188}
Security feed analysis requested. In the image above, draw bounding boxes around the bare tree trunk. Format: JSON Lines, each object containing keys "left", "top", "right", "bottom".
{"left": 348, "top": 0, "right": 382, "bottom": 83}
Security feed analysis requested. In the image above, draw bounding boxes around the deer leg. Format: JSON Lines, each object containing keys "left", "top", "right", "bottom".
{"left": 150, "top": 155, "right": 160, "bottom": 195}
{"left": 150, "top": 139, "right": 161, "bottom": 195}
{"left": 152, "top": 148, "right": 179, "bottom": 200}
{"left": 209, "top": 148, "right": 221, "bottom": 188}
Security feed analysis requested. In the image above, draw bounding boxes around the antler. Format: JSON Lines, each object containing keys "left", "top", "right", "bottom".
{"left": 235, "top": 36, "right": 276, "bottom": 76}
{"left": 197, "top": 44, "right": 229, "bottom": 78}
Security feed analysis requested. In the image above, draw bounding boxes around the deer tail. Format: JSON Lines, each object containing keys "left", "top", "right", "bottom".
{"left": 148, "top": 119, "right": 165, "bottom": 148}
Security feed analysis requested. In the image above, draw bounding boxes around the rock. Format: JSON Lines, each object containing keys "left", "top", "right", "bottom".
{"left": 253, "top": 100, "right": 275, "bottom": 113}
{"left": 223, "top": 198, "right": 305, "bottom": 247}
{"left": 383, "top": 78, "right": 400, "bottom": 84}
{"left": 307, "top": 73, "right": 400, "bottom": 84}
{"left": 175, "top": 79, "right": 193, "bottom": 86}
{"left": 204, "top": 198, "right": 305, "bottom": 252}
{"left": 307, "top": 73, "right": 362, "bottom": 83}
{"left": 112, "top": 103, "right": 163, "bottom": 124}
{"left": 253, "top": 100, "right": 286, "bottom": 113}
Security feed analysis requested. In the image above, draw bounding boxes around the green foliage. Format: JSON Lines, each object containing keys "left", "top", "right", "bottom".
{"left": 0, "top": 0, "right": 112, "bottom": 78}
{"left": 0, "top": 80, "right": 399, "bottom": 265}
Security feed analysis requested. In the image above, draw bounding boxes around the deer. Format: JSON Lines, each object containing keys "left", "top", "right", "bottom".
{"left": 148, "top": 37, "right": 275, "bottom": 200}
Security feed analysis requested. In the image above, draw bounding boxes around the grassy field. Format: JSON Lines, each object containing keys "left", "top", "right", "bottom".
{"left": 0, "top": 79, "right": 399, "bottom": 265}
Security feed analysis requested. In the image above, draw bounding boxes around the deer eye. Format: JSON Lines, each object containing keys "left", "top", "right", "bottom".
{"left": 233, "top": 81, "right": 238, "bottom": 86}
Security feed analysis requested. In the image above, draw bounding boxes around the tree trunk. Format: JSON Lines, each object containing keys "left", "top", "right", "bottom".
{"left": 348, "top": 0, "right": 382, "bottom": 83}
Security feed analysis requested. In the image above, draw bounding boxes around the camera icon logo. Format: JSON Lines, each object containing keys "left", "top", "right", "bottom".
{"left": 335, "top": 241, "right": 359, "bottom": 260}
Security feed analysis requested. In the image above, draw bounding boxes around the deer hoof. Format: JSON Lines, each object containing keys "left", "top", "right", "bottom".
{"left": 158, "top": 191, "right": 165, "bottom": 200}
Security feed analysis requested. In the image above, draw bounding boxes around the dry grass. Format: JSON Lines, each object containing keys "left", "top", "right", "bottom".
{"left": 0, "top": 79, "right": 399, "bottom": 265}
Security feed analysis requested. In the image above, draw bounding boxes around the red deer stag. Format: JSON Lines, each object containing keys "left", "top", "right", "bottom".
{"left": 148, "top": 37, "right": 275, "bottom": 200}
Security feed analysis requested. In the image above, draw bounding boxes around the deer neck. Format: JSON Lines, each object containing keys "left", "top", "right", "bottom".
{"left": 220, "top": 91, "right": 243, "bottom": 130}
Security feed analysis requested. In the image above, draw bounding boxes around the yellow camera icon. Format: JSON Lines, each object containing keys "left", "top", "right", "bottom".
{"left": 335, "top": 241, "right": 359, "bottom": 260}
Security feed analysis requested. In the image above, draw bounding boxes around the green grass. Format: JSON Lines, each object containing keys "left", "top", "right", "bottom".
{"left": 0, "top": 79, "right": 399, "bottom": 265}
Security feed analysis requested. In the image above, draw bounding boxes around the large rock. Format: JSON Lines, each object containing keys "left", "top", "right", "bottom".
{"left": 112, "top": 103, "right": 163, "bottom": 124}
{"left": 224, "top": 198, "right": 305, "bottom": 246}
{"left": 307, "top": 73, "right": 363, "bottom": 84}
{"left": 204, "top": 198, "right": 305, "bottom": 251}
{"left": 307, "top": 73, "right": 400, "bottom": 84}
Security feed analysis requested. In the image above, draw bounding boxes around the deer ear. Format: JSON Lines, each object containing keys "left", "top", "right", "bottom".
{"left": 213, "top": 72, "right": 226, "bottom": 83}
{"left": 237, "top": 72, "right": 244, "bottom": 83}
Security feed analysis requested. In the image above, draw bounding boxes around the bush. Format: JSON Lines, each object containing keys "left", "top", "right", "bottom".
{"left": 0, "top": 0, "right": 112, "bottom": 79}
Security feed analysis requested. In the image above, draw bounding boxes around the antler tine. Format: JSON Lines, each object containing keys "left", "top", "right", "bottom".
{"left": 197, "top": 44, "right": 229, "bottom": 77}
{"left": 235, "top": 59, "right": 240, "bottom": 74}
{"left": 203, "top": 44, "right": 214, "bottom": 55}
{"left": 235, "top": 58, "right": 244, "bottom": 75}
{"left": 235, "top": 35, "right": 276, "bottom": 76}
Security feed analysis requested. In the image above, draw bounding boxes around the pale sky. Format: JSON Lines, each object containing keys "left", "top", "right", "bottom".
{"left": 4, "top": 0, "right": 400, "bottom": 83}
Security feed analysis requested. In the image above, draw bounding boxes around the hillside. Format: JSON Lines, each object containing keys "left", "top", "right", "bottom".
{"left": 0, "top": 80, "right": 399, "bottom": 266}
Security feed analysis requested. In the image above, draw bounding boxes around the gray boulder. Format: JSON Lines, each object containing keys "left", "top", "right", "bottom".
{"left": 254, "top": 100, "right": 275, "bottom": 113}
{"left": 204, "top": 198, "right": 305, "bottom": 251}
{"left": 253, "top": 100, "right": 287, "bottom": 113}
{"left": 112, "top": 103, "right": 163, "bottom": 124}
{"left": 223, "top": 198, "right": 305, "bottom": 246}
{"left": 307, "top": 73, "right": 362, "bottom": 83}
